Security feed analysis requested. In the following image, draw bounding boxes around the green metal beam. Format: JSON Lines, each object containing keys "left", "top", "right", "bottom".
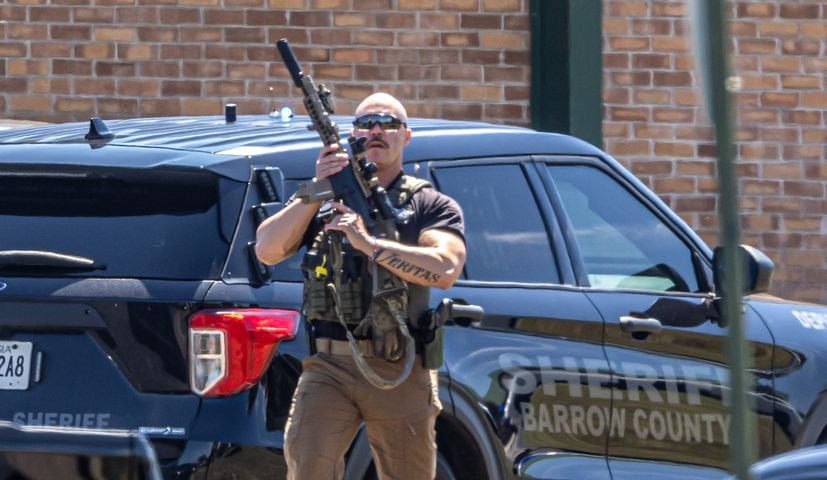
{"left": 530, "top": 0, "right": 569, "bottom": 133}
{"left": 690, "top": 2, "right": 755, "bottom": 478}
{"left": 530, "top": 0, "right": 602, "bottom": 147}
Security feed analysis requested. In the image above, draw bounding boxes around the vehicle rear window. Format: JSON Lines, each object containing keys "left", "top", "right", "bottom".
{"left": 433, "top": 163, "right": 560, "bottom": 284}
{"left": 0, "top": 168, "right": 244, "bottom": 280}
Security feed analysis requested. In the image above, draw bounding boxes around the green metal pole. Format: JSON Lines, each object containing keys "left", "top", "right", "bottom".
{"left": 689, "top": 1, "right": 755, "bottom": 478}
{"left": 529, "top": 0, "right": 602, "bottom": 147}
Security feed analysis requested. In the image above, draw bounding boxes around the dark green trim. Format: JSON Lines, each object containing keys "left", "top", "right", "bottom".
{"left": 530, "top": 0, "right": 569, "bottom": 134}
{"left": 530, "top": 0, "right": 602, "bottom": 147}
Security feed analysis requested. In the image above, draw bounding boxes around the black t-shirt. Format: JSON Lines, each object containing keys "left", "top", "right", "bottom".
{"left": 395, "top": 185, "right": 465, "bottom": 245}
{"left": 301, "top": 177, "right": 465, "bottom": 249}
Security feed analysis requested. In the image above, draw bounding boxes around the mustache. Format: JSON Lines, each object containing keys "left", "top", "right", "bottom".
{"left": 366, "top": 139, "right": 388, "bottom": 149}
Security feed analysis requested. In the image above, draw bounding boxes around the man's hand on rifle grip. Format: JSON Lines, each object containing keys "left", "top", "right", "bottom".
{"left": 323, "top": 202, "right": 373, "bottom": 254}
{"left": 315, "top": 144, "right": 349, "bottom": 181}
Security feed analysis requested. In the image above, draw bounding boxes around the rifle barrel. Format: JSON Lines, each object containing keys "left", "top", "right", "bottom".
{"left": 276, "top": 39, "right": 303, "bottom": 87}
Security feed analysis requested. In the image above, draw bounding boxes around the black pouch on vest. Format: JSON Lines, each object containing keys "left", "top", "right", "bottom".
{"left": 421, "top": 326, "right": 444, "bottom": 370}
{"left": 301, "top": 229, "right": 368, "bottom": 324}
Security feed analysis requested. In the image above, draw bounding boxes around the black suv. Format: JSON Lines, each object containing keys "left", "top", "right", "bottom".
{"left": 1, "top": 114, "right": 826, "bottom": 480}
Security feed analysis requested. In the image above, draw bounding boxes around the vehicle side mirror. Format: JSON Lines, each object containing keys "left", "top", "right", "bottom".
{"left": 712, "top": 245, "right": 774, "bottom": 295}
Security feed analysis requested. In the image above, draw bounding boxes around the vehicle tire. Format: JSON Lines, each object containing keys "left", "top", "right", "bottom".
{"left": 435, "top": 451, "right": 457, "bottom": 480}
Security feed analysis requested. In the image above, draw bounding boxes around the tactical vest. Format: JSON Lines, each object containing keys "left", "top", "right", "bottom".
{"left": 301, "top": 175, "right": 432, "bottom": 331}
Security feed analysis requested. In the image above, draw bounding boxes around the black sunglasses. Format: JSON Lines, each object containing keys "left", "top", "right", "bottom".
{"left": 352, "top": 114, "right": 407, "bottom": 131}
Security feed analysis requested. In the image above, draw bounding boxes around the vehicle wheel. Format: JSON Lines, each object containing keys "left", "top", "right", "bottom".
{"left": 435, "top": 451, "right": 457, "bottom": 480}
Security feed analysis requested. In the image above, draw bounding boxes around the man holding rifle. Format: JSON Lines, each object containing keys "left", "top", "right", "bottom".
{"left": 256, "top": 92, "right": 466, "bottom": 479}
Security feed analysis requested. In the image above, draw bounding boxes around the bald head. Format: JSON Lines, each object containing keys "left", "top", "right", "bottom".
{"left": 350, "top": 92, "right": 411, "bottom": 186}
{"left": 354, "top": 92, "right": 408, "bottom": 123}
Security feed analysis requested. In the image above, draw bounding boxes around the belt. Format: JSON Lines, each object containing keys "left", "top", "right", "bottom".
{"left": 312, "top": 320, "right": 364, "bottom": 341}
{"left": 315, "top": 337, "right": 374, "bottom": 358}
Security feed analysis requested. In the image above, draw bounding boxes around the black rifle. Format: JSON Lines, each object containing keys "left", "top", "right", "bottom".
{"left": 276, "top": 38, "right": 403, "bottom": 298}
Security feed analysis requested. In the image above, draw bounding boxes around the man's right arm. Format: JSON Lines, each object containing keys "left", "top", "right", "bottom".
{"left": 255, "top": 143, "right": 349, "bottom": 266}
{"left": 254, "top": 199, "right": 320, "bottom": 266}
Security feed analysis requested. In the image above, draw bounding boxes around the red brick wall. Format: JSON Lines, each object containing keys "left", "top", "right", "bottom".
{"left": 0, "top": 0, "right": 530, "bottom": 124}
{"left": 1, "top": 0, "right": 824, "bottom": 304}
{"left": 603, "top": 0, "right": 826, "bottom": 304}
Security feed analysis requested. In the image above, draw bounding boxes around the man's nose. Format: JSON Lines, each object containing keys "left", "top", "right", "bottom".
{"left": 369, "top": 123, "right": 384, "bottom": 135}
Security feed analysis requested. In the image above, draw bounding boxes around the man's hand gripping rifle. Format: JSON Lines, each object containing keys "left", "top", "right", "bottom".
{"left": 277, "top": 39, "right": 414, "bottom": 389}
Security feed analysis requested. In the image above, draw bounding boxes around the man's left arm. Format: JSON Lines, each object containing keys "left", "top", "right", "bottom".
{"left": 323, "top": 202, "right": 466, "bottom": 290}
{"left": 370, "top": 229, "right": 466, "bottom": 290}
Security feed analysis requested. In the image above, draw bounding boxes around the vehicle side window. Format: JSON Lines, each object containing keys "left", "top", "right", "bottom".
{"left": 548, "top": 165, "right": 701, "bottom": 293}
{"left": 433, "top": 164, "right": 560, "bottom": 283}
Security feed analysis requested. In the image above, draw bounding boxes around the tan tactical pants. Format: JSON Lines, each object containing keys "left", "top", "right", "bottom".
{"left": 284, "top": 348, "right": 441, "bottom": 480}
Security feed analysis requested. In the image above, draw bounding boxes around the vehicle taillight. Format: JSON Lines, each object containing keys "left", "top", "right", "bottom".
{"left": 189, "top": 308, "right": 299, "bottom": 397}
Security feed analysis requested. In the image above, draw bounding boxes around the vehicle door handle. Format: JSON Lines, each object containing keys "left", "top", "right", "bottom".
{"left": 430, "top": 298, "right": 485, "bottom": 328}
{"left": 619, "top": 315, "right": 662, "bottom": 335}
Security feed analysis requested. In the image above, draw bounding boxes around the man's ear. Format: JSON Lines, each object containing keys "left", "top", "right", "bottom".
{"left": 404, "top": 127, "right": 412, "bottom": 146}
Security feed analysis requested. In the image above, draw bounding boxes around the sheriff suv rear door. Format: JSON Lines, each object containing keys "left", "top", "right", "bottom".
{"left": 429, "top": 158, "right": 613, "bottom": 479}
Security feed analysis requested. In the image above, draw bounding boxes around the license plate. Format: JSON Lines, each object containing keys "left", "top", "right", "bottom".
{"left": 0, "top": 341, "right": 33, "bottom": 390}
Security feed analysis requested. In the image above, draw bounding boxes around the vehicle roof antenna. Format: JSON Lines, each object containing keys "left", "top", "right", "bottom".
{"left": 85, "top": 117, "right": 115, "bottom": 141}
